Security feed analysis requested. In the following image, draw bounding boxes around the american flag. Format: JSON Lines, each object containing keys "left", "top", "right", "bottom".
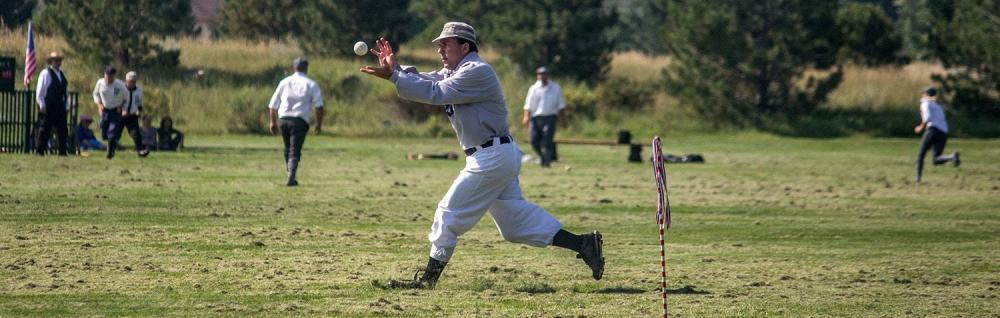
{"left": 24, "top": 21, "right": 36, "bottom": 87}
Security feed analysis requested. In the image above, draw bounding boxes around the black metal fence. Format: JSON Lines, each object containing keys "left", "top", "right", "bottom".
{"left": 0, "top": 90, "right": 80, "bottom": 154}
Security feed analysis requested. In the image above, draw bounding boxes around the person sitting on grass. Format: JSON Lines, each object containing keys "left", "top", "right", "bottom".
{"left": 139, "top": 116, "right": 158, "bottom": 151}
{"left": 157, "top": 116, "right": 184, "bottom": 151}
{"left": 76, "top": 115, "right": 105, "bottom": 151}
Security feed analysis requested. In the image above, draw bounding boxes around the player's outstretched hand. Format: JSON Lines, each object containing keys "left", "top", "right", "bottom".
{"left": 360, "top": 38, "right": 397, "bottom": 80}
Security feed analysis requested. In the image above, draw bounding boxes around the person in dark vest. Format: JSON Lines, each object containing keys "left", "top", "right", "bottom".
{"left": 34, "top": 51, "right": 70, "bottom": 156}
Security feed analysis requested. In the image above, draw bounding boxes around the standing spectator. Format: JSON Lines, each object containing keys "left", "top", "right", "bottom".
{"left": 139, "top": 116, "right": 157, "bottom": 151}
{"left": 34, "top": 51, "right": 70, "bottom": 156}
{"left": 522, "top": 66, "right": 565, "bottom": 168}
{"left": 157, "top": 116, "right": 184, "bottom": 151}
{"left": 76, "top": 115, "right": 105, "bottom": 151}
{"left": 914, "top": 87, "right": 960, "bottom": 182}
{"left": 121, "top": 71, "right": 149, "bottom": 156}
{"left": 93, "top": 66, "right": 130, "bottom": 159}
{"left": 268, "top": 57, "right": 324, "bottom": 187}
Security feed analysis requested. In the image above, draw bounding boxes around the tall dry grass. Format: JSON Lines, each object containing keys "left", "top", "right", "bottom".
{"left": 608, "top": 51, "right": 671, "bottom": 83}
{"left": 824, "top": 63, "right": 943, "bottom": 110}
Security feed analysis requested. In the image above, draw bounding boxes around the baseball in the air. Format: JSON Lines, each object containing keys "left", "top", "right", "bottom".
{"left": 353, "top": 41, "right": 368, "bottom": 56}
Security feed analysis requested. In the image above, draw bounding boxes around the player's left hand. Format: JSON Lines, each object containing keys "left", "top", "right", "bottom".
{"left": 360, "top": 38, "right": 397, "bottom": 80}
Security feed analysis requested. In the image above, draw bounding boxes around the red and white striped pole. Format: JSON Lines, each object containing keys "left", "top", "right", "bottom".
{"left": 652, "top": 136, "right": 672, "bottom": 318}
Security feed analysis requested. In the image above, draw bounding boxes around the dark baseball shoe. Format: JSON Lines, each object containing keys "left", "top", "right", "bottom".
{"left": 577, "top": 230, "right": 604, "bottom": 280}
{"left": 138, "top": 148, "right": 150, "bottom": 157}
{"left": 386, "top": 268, "right": 441, "bottom": 289}
{"left": 286, "top": 179, "right": 298, "bottom": 187}
{"left": 953, "top": 152, "right": 961, "bottom": 167}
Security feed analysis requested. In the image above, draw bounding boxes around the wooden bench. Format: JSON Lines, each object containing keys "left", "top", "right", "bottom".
{"left": 553, "top": 130, "right": 643, "bottom": 162}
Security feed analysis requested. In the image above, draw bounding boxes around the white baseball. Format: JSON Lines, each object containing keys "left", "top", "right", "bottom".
{"left": 353, "top": 41, "right": 368, "bottom": 56}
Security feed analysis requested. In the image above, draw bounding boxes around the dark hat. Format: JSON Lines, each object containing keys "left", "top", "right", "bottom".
{"left": 80, "top": 115, "right": 93, "bottom": 122}
{"left": 433, "top": 22, "right": 477, "bottom": 47}
{"left": 104, "top": 65, "right": 117, "bottom": 75}
{"left": 293, "top": 57, "right": 308, "bottom": 70}
{"left": 923, "top": 86, "right": 937, "bottom": 97}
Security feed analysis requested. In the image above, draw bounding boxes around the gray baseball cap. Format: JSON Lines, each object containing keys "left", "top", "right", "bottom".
{"left": 432, "top": 22, "right": 477, "bottom": 46}
{"left": 126, "top": 71, "right": 138, "bottom": 81}
{"left": 536, "top": 66, "right": 548, "bottom": 74}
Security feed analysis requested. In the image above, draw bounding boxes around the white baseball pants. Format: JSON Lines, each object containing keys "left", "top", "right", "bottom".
{"left": 428, "top": 140, "right": 563, "bottom": 262}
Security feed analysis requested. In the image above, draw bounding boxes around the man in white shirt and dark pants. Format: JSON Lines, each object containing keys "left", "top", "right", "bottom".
{"left": 268, "top": 58, "right": 324, "bottom": 187}
{"left": 914, "top": 87, "right": 960, "bottom": 183}
{"left": 522, "top": 66, "right": 565, "bottom": 167}
{"left": 93, "top": 65, "right": 137, "bottom": 159}
{"left": 34, "top": 51, "right": 70, "bottom": 156}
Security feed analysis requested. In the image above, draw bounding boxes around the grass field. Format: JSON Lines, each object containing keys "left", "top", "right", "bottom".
{"left": 2, "top": 134, "right": 998, "bottom": 317}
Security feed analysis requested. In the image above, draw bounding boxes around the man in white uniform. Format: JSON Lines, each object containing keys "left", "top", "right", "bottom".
{"left": 121, "top": 71, "right": 149, "bottom": 157}
{"left": 361, "top": 22, "right": 604, "bottom": 289}
{"left": 522, "top": 66, "right": 565, "bottom": 167}
{"left": 93, "top": 66, "right": 134, "bottom": 159}
{"left": 914, "top": 87, "right": 959, "bottom": 182}
{"left": 268, "top": 58, "right": 324, "bottom": 186}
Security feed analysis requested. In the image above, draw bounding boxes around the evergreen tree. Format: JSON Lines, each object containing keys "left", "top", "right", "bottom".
{"left": 297, "top": 1, "right": 421, "bottom": 57}
{"left": 606, "top": 0, "right": 668, "bottom": 54}
{"left": 926, "top": 0, "right": 1000, "bottom": 117}
{"left": 411, "top": 0, "right": 617, "bottom": 83}
{"left": 217, "top": 0, "right": 418, "bottom": 57}
{"left": 660, "top": 0, "right": 906, "bottom": 124}
{"left": 896, "top": 0, "right": 935, "bottom": 59}
{"left": 1, "top": 0, "right": 36, "bottom": 29}
{"left": 37, "top": 0, "right": 191, "bottom": 68}
{"left": 215, "top": 0, "right": 301, "bottom": 42}
{"left": 661, "top": 0, "right": 843, "bottom": 123}
{"left": 837, "top": 2, "right": 907, "bottom": 66}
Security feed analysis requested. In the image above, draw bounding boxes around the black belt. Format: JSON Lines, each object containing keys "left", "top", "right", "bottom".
{"left": 464, "top": 136, "right": 512, "bottom": 156}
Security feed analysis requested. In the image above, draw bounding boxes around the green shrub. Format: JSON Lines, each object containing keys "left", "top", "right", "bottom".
{"left": 225, "top": 89, "right": 270, "bottom": 135}
{"left": 596, "top": 77, "right": 656, "bottom": 113}
{"left": 560, "top": 85, "right": 597, "bottom": 127}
